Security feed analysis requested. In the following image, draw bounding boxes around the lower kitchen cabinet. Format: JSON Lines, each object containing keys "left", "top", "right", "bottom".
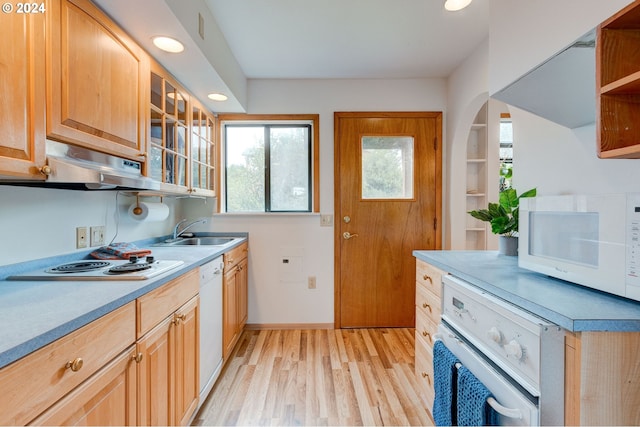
{"left": 565, "top": 331, "right": 640, "bottom": 425}
{"left": 137, "top": 269, "right": 200, "bottom": 426}
{"left": 223, "top": 242, "right": 249, "bottom": 360}
{"left": 414, "top": 259, "right": 445, "bottom": 416}
{"left": 30, "top": 345, "right": 138, "bottom": 426}
{"left": 0, "top": 301, "right": 135, "bottom": 425}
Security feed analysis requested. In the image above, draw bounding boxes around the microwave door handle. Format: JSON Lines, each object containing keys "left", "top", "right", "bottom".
{"left": 486, "top": 397, "right": 523, "bottom": 420}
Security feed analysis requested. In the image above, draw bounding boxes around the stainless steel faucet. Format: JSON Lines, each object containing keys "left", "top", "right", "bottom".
{"left": 172, "top": 218, "right": 208, "bottom": 240}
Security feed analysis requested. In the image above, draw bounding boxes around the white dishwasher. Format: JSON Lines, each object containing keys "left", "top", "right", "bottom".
{"left": 198, "top": 256, "right": 224, "bottom": 404}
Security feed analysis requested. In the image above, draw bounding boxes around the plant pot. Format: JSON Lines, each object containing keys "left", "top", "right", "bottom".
{"left": 498, "top": 236, "right": 518, "bottom": 256}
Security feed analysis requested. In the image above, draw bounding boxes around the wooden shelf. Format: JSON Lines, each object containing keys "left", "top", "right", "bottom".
{"left": 597, "top": 0, "right": 640, "bottom": 158}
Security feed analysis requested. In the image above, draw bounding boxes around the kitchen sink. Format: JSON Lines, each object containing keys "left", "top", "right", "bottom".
{"left": 155, "top": 236, "right": 238, "bottom": 247}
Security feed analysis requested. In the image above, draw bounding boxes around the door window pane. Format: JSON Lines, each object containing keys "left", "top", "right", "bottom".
{"left": 361, "top": 136, "right": 414, "bottom": 199}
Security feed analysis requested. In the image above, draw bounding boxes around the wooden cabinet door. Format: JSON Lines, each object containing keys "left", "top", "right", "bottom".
{"left": 46, "top": 0, "right": 148, "bottom": 160}
{"left": 223, "top": 268, "right": 239, "bottom": 360}
{"left": 0, "top": 12, "right": 46, "bottom": 178}
{"left": 137, "top": 317, "right": 173, "bottom": 426}
{"left": 237, "top": 258, "right": 248, "bottom": 329}
{"left": 174, "top": 296, "right": 199, "bottom": 426}
{"left": 30, "top": 346, "right": 137, "bottom": 426}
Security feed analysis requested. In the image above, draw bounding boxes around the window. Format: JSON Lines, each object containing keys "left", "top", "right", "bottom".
{"left": 499, "top": 113, "right": 513, "bottom": 191}
{"left": 220, "top": 115, "right": 319, "bottom": 213}
{"left": 361, "top": 136, "right": 414, "bottom": 199}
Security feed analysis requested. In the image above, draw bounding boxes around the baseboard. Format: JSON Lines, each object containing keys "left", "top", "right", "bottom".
{"left": 245, "top": 322, "right": 335, "bottom": 330}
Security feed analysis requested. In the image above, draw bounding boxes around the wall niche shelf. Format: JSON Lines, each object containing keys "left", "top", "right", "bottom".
{"left": 465, "top": 102, "right": 489, "bottom": 250}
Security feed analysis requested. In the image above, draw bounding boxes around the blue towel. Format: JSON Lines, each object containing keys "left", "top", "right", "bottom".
{"left": 432, "top": 340, "right": 459, "bottom": 426}
{"left": 456, "top": 365, "right": 499, "bottom": 426}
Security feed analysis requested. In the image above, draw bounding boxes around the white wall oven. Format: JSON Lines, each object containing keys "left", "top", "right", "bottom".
{"left": 435, "top": 275, "right": 565, "bottom": 426}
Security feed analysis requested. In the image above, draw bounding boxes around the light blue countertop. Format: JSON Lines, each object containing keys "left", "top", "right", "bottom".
{"left": 413, "top": 250, "right": 640, "bottom": 332}
{"left": 0, "top": 234, "right": 247, "bottom": 370}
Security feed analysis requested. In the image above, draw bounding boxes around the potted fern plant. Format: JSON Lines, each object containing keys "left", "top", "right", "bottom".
{"left": 468, "top": 187, "right": 536, "bottom": 255}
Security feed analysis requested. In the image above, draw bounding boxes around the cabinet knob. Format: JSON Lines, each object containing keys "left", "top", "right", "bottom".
{"left": 422, "top": 330, "right": 431, "bottom": 341}
{"left": 421, "top": 372, "right": 431, "bottom": 384}
{"left": 131, "top": 352, "right": 144, "bottom": 363}
{"left": 65, "top": 357, "right": 84, "bottom": 372}
{"left": 172, "top": 313, "right": 186, "bottom": 325}
{"left": 423, "top": 274, "right": 432, "bottom": 284}
{"left": 422, "top": 302, "right": 431, "bottom": 312}
{"left": 39, "top": 165, "right": 51, "bottom": 176}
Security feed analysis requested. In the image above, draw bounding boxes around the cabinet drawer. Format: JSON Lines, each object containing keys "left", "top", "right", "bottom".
{"left": 416, "top": 310, "right": 438, "bottom": 348}
{"left": 416, "top": 260, "right": 445, "bottom": 297}
{"left": 416, "top": 284, "right": 441, "bottom": 325}
{"left": 0, "top": 302, "right": 135, "bottom": 426}
{"left": 225, "top": 242, "right": 248, "bottom": 269}
{"left": 137, "top": 269, "right": 199, "bottom": 338}
{"left": 415, "top": 336, "right": 435, "bottom": 408}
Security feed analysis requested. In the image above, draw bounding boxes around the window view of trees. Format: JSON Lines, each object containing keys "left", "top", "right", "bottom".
{"left": 362, "top": 137, "right": 414, "bottom": 199}
{"left": 225, "top": 125, "right": 311, "bottom": 212}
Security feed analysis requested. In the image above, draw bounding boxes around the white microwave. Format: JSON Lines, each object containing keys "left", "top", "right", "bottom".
{"left": 518, "top": 193, "right": 640, "bottom": 302}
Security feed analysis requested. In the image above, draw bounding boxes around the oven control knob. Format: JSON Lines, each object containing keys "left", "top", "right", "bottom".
{"left": 146, "top": 256, "right": 155, "bottom": 264}
{"left": 504, "top": 339, "right": 523, "bottom": 359}
{"left": 487, "top": 327, "right": 503, "bottom": 344}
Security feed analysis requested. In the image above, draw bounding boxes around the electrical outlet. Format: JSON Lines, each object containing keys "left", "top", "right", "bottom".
{"left": 308, "top": 276, "right": 316, "bottom": 289}
{"left": 90, "top": 226, "right": 105, "bottom": 247}
{"left": 76, "top": 227, "right": 88, "bottom": 249}
{"left": 320, "top": 214, "right": 333, "bottom": 227}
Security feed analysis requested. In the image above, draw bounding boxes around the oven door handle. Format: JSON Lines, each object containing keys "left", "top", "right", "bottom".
{"left": 486, "top": 397, "right": 523, "bottom": 420}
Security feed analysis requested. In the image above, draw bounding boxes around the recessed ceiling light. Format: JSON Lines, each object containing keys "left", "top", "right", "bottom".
{"left": 152, "top": 36, "right": 184, "bottom": 53}
{"left": 208, "top": 93, "right": 228, "bottom": 101}
{"left": 444, "top": 0, "right": 473, "bottom": 11}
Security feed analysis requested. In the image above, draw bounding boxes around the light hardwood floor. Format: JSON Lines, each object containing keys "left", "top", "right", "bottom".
{"left": 193, "top": 328, "right": 434, "bottom": 426}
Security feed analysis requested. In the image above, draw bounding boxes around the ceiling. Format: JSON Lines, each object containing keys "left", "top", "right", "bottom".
{"left": 204, "top": 0, "right": 489, "bottom": 79}
{"left": 94, "top": 0, "right": 489, "bottom": 112}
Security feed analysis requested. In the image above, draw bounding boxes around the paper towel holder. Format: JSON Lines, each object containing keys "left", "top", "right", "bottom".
{"left": 132, "top": 195, "right": 143, "bottom": 216}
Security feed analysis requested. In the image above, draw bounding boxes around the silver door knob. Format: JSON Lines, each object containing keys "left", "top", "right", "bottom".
{"left": 343, "top": 216, "right": 351, "bottom": 223}
{"left": 343, "top": 231, "right": 359, "bottom": 240}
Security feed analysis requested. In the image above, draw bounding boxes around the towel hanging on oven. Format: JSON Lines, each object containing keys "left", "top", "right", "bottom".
{"left": 433, "top": 340, "right": 459, "bottom": 426}
{"left": 456, "top": 365, "right": 500, "bottom": 426}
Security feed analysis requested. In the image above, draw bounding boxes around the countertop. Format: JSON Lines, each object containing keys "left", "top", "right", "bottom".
{"left": 413, "top": 250, "right": 640, "bottom": 332}
{"left": 0, "top": 234, "right": 247, "bottom": 370}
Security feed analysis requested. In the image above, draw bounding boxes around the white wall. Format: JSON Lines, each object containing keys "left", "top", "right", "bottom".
{"left": 446, "top": 38, "right": 489, "bottom": 250}
{"left": 489, "top": 0, "right": 633, "bottom": 95}
{"left": 188, "top": 78, "right": 446, "bottom": 326}
{"left": 0, "top": 186, "right": 183, "bottom": 266}
{"left": 511, "top": 109, "right": 640, "bottom": 196}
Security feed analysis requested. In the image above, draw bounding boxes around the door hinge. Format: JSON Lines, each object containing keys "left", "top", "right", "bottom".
{"left": 434, "top": 217, "right": 437, "bottom": 230}
{"left": 433, "top": 137, "right": 438, "bottom": 151}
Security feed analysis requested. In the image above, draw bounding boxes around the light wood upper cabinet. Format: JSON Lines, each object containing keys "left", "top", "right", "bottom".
{"left": 46, "top": 0, "right": 149, "bottom": 161}
{"left": 0, "top": 12, "right": 46, "bottom": 179}
{"left": 190, "top": 100, "right": 217, "bottom": 197}
{"left": 597, "top": 0, "right": 640, "bottom": 158}
{"left": 149, "top": 62, "right": 190, "bottom": 193}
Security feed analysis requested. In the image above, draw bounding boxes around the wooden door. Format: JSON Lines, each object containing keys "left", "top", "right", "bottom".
{"left": 137, "top": 317, "right": 173, "bottom": 426}
{"left": 237, "top": 257, "right": 249, "bottom": 329}
{"left": 174, "top": 297, "right": 200, "bottom": 426}
{"left": 223, "top": 268, "right": 239, "bottom": 360}
{"left": 46, "top": 0, "right": 148, "bottom": 160}
{"left": 335, "top": 112, "right": 442, "bottom": 328}
{"left": 31, "top": 346, "right": 137, "bottom": 426}
{"left": 0, "top": 11, "right": 46, "bottom": 178}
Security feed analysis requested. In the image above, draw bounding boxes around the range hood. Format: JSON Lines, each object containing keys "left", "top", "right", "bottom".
{"left": 492, "top": 30, "right": 596, "bottom": 129}
{"left": 1, "top": 140, "right": 161, "bottom": 191}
